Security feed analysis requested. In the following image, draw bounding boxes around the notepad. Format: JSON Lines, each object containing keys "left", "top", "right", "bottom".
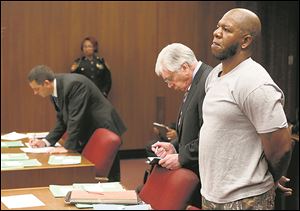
{"left": 65, "top": 190, "right": 138, "bottom": 204}
{"left": 1, "top": 194, "right": 45, "bottom": 209}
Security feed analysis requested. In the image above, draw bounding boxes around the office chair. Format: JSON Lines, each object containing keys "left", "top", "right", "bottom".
{"left": 138, "top": 164, "right": 200, "bottom": 210}
{"left": 82, "top": 128, "right": 121, "bottom": 179}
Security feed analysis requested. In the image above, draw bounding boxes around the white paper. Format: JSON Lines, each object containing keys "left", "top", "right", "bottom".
{"left": 20, "top": 147, "right": 55, "bottom": 153}
{"left": 93, "top": 204, "right": 152, "bottom": 210}
{"left": 24, "top": 142, "right": 61, "bottom": 148}
{"left": 1, "top": 132, "right": 28, "bottom": 140}
{"left": 26, "top": 132, "right": 49, "bottom": 139}
{"left": 1, "top": 194, "right": 45, "bottom": 209}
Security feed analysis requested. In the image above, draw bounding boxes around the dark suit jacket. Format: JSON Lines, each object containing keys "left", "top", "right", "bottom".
{"left": 45, "top": 73, "right": 127, "bottom": 152}
{"left": 171, "top": 63, "right": 212, "bottom": 175}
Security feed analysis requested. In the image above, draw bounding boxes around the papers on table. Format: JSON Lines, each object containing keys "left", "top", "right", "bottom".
{"left": 1, "top": 132, "right": 28, "bottom": 140}
{"left": 93, "top": 204, "right": 152, "bottom": 210}
{"left": 26, "top": 132, "right": 49, "bottom": 139}
{"left": 1, "top": 153, "right": 29, "bottom": 161}
{"left": 49, "top": 185, "right": 74, "bottom": 197}
{"left": 49, "top": 182, "right": 126, "bottom": 198}
{"left": 20, "top": 146, "right": 55, "bottom": 153}
{"left": 1, "top": 141, "right": 24, "bottom": 148}
{"left": 1, "top": 159, "right": 42, "bottom": 170}
{"left": 48, "top": 155, "right": 81, "bottom": 165}
{"left": 1, "top": 131, "right": 50, "bottom": 140}
{"left": 1, "top": 194, "right": 45, "bottom": 209}
{"left": 65, "top": 190, "right": 138, "bottom": 204}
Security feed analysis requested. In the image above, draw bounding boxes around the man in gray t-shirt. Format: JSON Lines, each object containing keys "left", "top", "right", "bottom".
{"left": 199, "top": 8, "right": 293, "bottom": 210}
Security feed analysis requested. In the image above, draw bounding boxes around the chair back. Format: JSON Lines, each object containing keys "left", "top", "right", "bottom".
{"left": 82, "top": 128, "right": 121, "bottom": 177}
{"left": 139, "top": 164, "right": 200, "bottom": 210}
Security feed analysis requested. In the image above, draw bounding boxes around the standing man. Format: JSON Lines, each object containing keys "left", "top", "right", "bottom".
{"left": 28, "top": 65, "right": 126, "bottom": 181}
{"left": 199, "top": 8, "right": 293, "bottom": 209}
{"left": 151, "top": 43, "right": 212, "bottom": 206}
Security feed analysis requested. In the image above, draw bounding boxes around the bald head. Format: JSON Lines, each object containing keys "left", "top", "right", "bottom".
{"left": 224, "top": 8, "right": 261, "bottom": 40}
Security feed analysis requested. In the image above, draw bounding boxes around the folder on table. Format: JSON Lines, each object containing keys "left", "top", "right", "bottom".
{"left": 64, "top": 190, "right": 138, "bottom": 204}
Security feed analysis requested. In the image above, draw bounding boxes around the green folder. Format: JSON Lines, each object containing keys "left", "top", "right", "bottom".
{"left": 1, "top": 141, "right": 24, "bottom": 148}
{"left": 1, "top": 159, "right": 42, "bottom": 169}
{"left": 1, "top": 153, "right": 29, "bottom": 161}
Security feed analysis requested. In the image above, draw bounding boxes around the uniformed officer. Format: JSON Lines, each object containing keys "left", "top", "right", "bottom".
{"left": 71, "top": 36, "right": 112, "bottom": 98}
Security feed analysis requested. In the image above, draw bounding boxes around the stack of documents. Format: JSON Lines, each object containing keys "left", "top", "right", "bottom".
{"left": 49, "top": 182, "right": 126, "bottom": 198}
{"left": 64, "top": 190, "right": 138, "bottom": 204}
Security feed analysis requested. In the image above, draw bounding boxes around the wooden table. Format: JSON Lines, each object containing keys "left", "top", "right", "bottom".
{"left": 1, "top": 187, "right": 87, "bottom": 210}
{"left": 1, "top": 139, "right": 96, "bottom": 189}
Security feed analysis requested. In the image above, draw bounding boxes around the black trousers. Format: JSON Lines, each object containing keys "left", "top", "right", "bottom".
{"left": 107, "top": 152, "right": 120, "bottom": 182}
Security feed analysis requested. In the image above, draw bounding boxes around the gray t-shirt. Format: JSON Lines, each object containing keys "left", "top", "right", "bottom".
{"left": 199, "top": 58, "right": 288, "bottom": 203}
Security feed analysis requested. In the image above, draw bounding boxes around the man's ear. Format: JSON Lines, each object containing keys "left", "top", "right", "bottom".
{"left": 43, "top": 80, "right": 51, "bottom": 87}
{"left": 241, "top": 34, "right": 253, "bottom": 49}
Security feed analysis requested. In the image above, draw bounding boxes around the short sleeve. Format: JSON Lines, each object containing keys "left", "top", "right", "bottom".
{"left": 242, "top": 84, "right": 288, "bottom": 133}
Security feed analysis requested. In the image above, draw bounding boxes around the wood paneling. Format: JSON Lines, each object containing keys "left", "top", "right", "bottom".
{"left": 2, "top": 1, "right": 298, "bottom": 151}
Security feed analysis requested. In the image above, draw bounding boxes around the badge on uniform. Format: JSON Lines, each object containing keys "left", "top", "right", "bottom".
{"left": 96, "top": 63, "right": 104, "bottom": 69}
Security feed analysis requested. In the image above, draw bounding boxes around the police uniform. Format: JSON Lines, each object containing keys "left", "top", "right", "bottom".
{"left": 71, "top": 55, "right": 112, "bottom": 97}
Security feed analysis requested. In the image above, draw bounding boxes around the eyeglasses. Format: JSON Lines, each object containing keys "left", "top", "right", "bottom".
{"left": 163, "top": 75, "right": 175, "bottom": 84}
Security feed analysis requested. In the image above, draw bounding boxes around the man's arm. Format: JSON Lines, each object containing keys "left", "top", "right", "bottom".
{"left": 64, "top": 82, "right": 89, "bottom": 150}
{"left": 260, "top": 127, "right": 294, "bottom": 182}
{"left": 45, "top": 106, "right": 67, "bottom": 146}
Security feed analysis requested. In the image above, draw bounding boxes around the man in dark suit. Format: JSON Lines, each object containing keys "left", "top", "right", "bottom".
{"left": 151, "top": 43, "right": 212, "bottom": 207}
{"left": 28, "top": 65, "right": 126, "bottom": 181}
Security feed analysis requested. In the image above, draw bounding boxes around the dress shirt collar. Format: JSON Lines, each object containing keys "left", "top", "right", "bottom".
{"left": 52, "top": 79, "right": 58, "bottom": 97}
{"left": 187, "top": 60, "right": 203, "bottom": 91}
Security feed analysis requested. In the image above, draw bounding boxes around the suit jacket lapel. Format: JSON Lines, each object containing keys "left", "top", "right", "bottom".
{"left": 177, "top": 64, "right": 206, "bottom": 135}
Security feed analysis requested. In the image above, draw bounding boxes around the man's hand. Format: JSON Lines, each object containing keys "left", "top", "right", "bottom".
{"left": 276, "top": 176, "right": 293, "bottom": 196}
{"left": 151, "top": 141, "right": 176, "bottom": 158}
{"left": 159, "top": 154, "right": 181, "bottom": 170}
{"left": 29, "top": 139, "right": 46, "bottom": 148}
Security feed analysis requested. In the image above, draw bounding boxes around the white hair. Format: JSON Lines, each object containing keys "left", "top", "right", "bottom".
{"left": 155, "top": 43, "right": 197, "bottom": 76}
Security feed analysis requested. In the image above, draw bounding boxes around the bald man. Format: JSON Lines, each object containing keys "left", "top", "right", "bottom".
{"left": 198, "top": 8, "right": 293, "bottom": 209}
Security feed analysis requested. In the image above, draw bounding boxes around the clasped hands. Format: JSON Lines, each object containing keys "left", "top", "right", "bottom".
{"left": 151, "top": 141, "right": 181, "bottom": 170}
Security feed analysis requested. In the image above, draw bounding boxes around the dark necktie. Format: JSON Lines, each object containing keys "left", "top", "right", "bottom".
{"left": 178, "top": 91, "right": 189, "bottom": 128}
{"left": 52, "top": 96, "right": 60, "bottom": 111}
